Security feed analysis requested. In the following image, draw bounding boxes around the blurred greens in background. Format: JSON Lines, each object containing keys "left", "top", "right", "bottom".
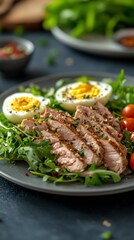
{"left": 43, "top": 0, "right": 134, "bottom": 37}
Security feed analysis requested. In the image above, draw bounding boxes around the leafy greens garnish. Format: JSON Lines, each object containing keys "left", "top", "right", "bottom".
{"left": 105, "top": 69, "right": 134, "bottom": 114}
{"left": 43, "top": 0, "right": 134, "bottom": 38}
{"left": 0, "top": 112, "right": 121, "bottom": 185}
{"left": 1, "top": 69, "right": 134, "bottom": 185}
{"left": 121, "top": 130, "right": 134, "bottom": 156}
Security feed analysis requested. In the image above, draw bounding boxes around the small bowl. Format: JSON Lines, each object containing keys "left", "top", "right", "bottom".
{"left": 114, "top": 28, "right": 134, "bottom": 48}
{"left": 0, "top": 36, "right": 34, "bottom": 75}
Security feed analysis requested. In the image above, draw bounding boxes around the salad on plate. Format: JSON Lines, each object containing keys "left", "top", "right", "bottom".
{"left": 0, "top": 70, "right": 134, "bottom": 186}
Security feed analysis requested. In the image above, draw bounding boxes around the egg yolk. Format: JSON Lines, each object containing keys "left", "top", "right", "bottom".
{"left": 69, "top": 83, "right": 100, "bottom": 99}
{"left": 10, "top": 96, "right": 40, "bottom": 111}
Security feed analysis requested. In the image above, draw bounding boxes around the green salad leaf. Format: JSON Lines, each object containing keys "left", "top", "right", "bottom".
{"left": 1, "top": 69, "right": 134, "bottom": 185}
{"left": 0, "top": 112, "right": 121, "bottom": 185}
{"left": 43, "top": 0, "right": 134, "bottom": 37}
{"left": 105, "top": 69, "right": 134, "bottom": 114}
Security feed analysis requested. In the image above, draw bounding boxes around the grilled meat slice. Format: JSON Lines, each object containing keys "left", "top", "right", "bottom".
{"left": 21, "top": 119, "right": 47, "bottom": 131}
{"left": 21, "top": 119, "right": 85, "bottom": 172}
{"left": 39, "top": 130, "right": 86, "bottom": 172}
{"left": 77, "top": 124, "right": 104, "bottom": 163}
{"left": 75, "top": 108, "right": 126, "bottom": 154}
{"left": 99, "top": 139, "right": 127, "bottom": 174}
{"left": 93, "top": 102, "right": 121, "bottom": 131}
{"left": 76, "top": 105, "right": 122, "bottom": 140}
{"left": 43, "top": 106, "right": 104, "bottom": 164}
{"left": 21, "top": 103, "right": 128, "bottom": 174}
{"left": 75, "top": 107, "right": 127, "bottom": 173}
{"left": 42, "top": 106, "right": 75, "bottom": 124}
{"left": 46, "top": 118, "right": 102, "bottom": 166}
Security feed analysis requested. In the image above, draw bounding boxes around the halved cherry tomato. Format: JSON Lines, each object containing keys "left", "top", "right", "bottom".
{"left": 122, "top": 104, "right": 134, "bottom": 118}
{"left": 120, "top": 118, "right": 134, "bottom": 132}
{"left": 130, "top": 153, "right": 134, "bottom": 171}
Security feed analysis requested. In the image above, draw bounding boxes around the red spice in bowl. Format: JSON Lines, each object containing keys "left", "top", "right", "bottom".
{"left": 114, "top": 29, "right": 134, "bottom": 48}
{"left": 0, "top": 37, "right": 34, "bottom": 75}
{"left": 0, "top": 42, "right": 27, "bottom": 59}
{"left": 119, "top": 36, "right": 134, "bottom": 48}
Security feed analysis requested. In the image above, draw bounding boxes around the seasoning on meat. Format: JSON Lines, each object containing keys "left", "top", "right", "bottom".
{"left": 21, "top": 102, "right": 128, "bottom": 174}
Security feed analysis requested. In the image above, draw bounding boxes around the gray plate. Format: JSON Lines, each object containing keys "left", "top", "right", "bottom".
{"left": 0, "top": 71, "right": 134, "bottom": 196}
{"left": 51, "top": 27, "right": 134, "bottom": 58}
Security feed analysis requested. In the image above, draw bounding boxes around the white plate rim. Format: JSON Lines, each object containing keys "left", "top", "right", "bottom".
{"left": 51, "top": 27, "right": 134, "bottom": 58}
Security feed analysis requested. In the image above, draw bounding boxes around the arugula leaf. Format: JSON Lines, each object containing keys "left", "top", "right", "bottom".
{"left": 121, "top": 130, "right": 134, "bottom": 155}
{"left": 105, "top": 69, "right": 134, "bottom": 114}
{"left": 0, "top": 113, "right": 13, "bottom": 128}
{"left": 80, "top": 169, "right": 121, "bottom": 184}
{"left": 19, "top": 84, "right": 48, "bottom": 97}
{"left": 0, "top": 127, "right": 22, "bottom": 161}
{"left": 108, "top": 69, "right": 125, "bottom": 94}
{"left": 18, "top": 140, "right": 56, "bottom": 171}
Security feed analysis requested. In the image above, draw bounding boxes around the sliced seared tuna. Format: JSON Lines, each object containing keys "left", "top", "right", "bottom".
{"left": 75, "top": 106, "right": 127, "bottom": 174}
{"left": 46, "top": 118, "right": 103, "bottom": 166}
{"left": 75, "top": 107, "right": 125, "bottom": 154}
{"left": 75, "top": 105, "right": 122, "bottom": 140}
{"left": 21, "top": 119, "right": 47, "bottom": 131}
{"left": 76, "top": 124, "right": 104, "bottom": 162}
{"left": 42, "top": 106, "right": 75, "bottom": 124}
{"left": 99, "top": 139, "right": 127, "bottom": 174}
{"left": 20, "top": 102, "right": 128, "bottom": 174}
{"left": 43, "top": 106, "right": 104, "bottom": 164}
{"left": 93, "top": 102, "right": 121, "bottom": 131}
{"left": 22, "top": 119, "right": 86, "bottom": 172}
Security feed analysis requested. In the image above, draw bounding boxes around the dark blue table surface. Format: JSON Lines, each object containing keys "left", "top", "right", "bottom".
{"left": 0, "top": 30, "right": 134, "bottom": 240}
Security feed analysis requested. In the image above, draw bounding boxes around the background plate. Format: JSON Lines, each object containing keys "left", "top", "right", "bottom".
{"left": 51, "top": 27, "right": 134, "bottom": 58}
{"left": 0, "top": 71, "right": 134, "bottom": 196}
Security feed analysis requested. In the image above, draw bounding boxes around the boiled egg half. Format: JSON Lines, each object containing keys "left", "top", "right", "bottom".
{"left": 2, "top": 92, "right": 50, "bottom": 124}
{"left": 55, "top": 81, "right": 112, "bottom": 111}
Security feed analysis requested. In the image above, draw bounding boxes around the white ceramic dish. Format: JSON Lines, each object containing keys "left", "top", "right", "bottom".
{"left": 0, "top": 72, "right": 134, "bottom": 196}
{"left": 51, "top": 27, "right": 134, "bottom": 58}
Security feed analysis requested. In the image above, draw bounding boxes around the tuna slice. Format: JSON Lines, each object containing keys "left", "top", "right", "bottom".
{"left": 93, "top": 101, "right": 121, "bottom": 131}
{"left": 76, "top": 105, "right": 122, "bottom": 140}
{"left": 20, "top": 101, "right": 128, "bottom": 174}
{"left": 75, "top": 105, "right": 128, "bottom": 174}
{"left": 99, "top": 139, "right": 127, "bottom": 174}
{"left": 21, "top": 119, "right": 86, "bottom": 172}
{"left": 47, "top": 118, "right": 102, "bottom": 166}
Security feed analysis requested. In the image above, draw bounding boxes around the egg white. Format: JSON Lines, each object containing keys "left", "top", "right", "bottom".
{"left": 55, "top": 81, "right": 112, "bottom": 111}
{"left": 2, "top": 92, "right": 50, "bottom": 124}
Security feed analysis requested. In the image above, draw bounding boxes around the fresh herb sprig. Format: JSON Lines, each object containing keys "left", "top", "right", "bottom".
{"left": 105, "top": 69, "right": 134, "bottom": 114}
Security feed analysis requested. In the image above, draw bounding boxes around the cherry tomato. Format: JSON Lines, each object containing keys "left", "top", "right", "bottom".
{"left": 130, "top": 132, "right": 134, "bottom": 142}
{"left": 122, "top": 104, "right": 134, "bottom": 118}
{"left": 120, "top": 118, "right": 134, "bottom": 132}
{"left": 130, "top": 153, "right": 134, "bottom": 171}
